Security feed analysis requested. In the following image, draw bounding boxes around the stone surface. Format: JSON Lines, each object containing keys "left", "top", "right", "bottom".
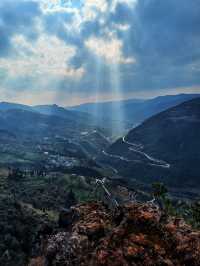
{"left": 29, "top": 202, "right": 200, "bottom": 266}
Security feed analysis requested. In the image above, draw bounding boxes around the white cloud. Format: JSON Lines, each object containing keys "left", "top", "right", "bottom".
{"left": 36, "top": 0, "right": 67, "bottom": 11}
{"left": 111, "top": 0, "right": 138, "bottom": 12}
{"left": 37, "top": 0, "right": 107, "bottom": 21}
{"left": 84, "top": 0, "right": 108, "bottom": 13}
{"left": 0, "top": 35, "right": 85, "bottom": 79}
{"left": 36, "top": 0, "right": 105, "bottom": 31}
{"left": 113, "top": 23, "right": 130, "bottom": 31}
{"left": 33, "top": 0, "right": 79, "bottom": 18}
{"left": 78, "top": 0, "right": 108, "bottom": 23}
{"left": 85, "top": 36, "right": 136, "bottom": 65}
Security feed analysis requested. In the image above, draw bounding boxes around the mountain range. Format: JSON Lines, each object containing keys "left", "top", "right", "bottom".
{"left": 70, "top": 93, "right": 200, "bottom": 136}
{"left": 0, "top": 93, "right": 199, "bottom": 138}
{"left": 0, "top": 102, "right": 92, "bottom": 125}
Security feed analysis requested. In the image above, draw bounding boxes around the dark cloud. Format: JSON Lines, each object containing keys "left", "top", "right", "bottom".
{"left": 0, "top": 0, "right": 41, "bottom": 57}
{"left": 131, "top": 0, "right": 200, "bottom": 59}
{"left": 114, "top": 0, "right": 200, "bottom": 91}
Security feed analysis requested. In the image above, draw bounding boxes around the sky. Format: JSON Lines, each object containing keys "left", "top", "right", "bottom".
{"left": 0, "top": 0, "right": 200, "bottom": 106}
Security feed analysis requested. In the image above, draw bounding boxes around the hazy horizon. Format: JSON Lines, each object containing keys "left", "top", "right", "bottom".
{"left": 0, "top": 90, "right": 199, "bottom": 108}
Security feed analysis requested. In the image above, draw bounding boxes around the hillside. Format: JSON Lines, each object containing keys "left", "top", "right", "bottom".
{"left": 32, "top": 104, "right": 94, "bottom": 124}
{"left": 0, "top": 102, "right": 33, "bottom": 112}
{"left": 0, "top": 107, "right": 111, "bottom": 170}
{"left": 0, "top": 161, "right": 200, "bottom": 266}
{"left": 100, "top": 98, "right": 200, "bottom": 190}
{"left": 0, "top": 167, "right": 98, "bottom": 266}
{"left": 0, "top": 102, "right": 94, "bottom": 127}
{"left": 0, "top": 109, "right": 84, "bottom": 136}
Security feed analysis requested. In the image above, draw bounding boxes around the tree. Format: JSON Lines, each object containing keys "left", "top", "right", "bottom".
{"left": 8, "top": 168, "right": 24, "bottom": 180}
{"left": 152, "top": 182, "right": 175, "bottom": 215}
{"left": 65, "top": 189, "right": 77, "bottom": 209}
{"left": 191, "top": 200, "right": 200, "bottom": 228}
{"left": 152, "top": 182, "right": 168, "bottom": 199}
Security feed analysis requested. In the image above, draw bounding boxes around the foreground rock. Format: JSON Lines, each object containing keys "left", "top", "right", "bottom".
{"left": 29, "top": 202, "right": 200, "bottom": 266}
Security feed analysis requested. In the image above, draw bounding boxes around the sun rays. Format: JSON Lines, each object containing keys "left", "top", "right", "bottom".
{"left": 109, "top": 63, "right": 126, "bottom": 136}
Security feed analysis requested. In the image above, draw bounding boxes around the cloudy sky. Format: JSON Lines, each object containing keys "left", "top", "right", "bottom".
{"left": 0, "top": 0, "right": 200, "bottom": 106}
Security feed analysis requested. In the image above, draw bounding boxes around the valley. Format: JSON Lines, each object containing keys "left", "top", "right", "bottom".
{"left": 0, "top": 95, "right": 199, "bottom": 200}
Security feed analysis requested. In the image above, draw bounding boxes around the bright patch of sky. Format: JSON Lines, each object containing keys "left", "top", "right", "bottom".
{"left": 0, "top": 35, "right": 84, "bottom": 79}
{"left": 85, "top": 36, "right": 135, "bottom": 64}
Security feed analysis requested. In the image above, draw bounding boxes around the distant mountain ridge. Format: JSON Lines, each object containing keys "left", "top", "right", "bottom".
{"left": 0, "top": 102, "right": 102, "bottom": 144}
{"left": 0, "top": 102, "right": 91, "bottom": 121}
{"left": 0, "top": 102, "right": 33, "bottom": 112}
{"left": 32, "top": 104, "right": 92, "bottom": 121}
{"left": 69, "top": 94, "right": 200, "bottom": 133}
{"left": 0, "top": 102, "right": 98, "bottom": 133}
{"left": 1, "top": 93, "right": 199, "bottom": 138}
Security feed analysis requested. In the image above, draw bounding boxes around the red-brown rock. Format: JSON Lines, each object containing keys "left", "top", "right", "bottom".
{"left": 29, "top": 202, "right": 200, "bottom": 266}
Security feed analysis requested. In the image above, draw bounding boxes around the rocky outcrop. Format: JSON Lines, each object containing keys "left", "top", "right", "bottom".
{"left": 29, "top": 202, "right": 200, "bottom": 266}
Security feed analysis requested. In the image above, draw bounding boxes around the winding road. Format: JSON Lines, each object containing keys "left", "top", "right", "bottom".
{"left": 102, "top": 135, "right": 170, "bottom": 169}
{"left": 102, "top": 150, "right": 137, "bottom": 163}
{"left": 122, "top": 136, "right": 143, "bottom": 149}
{"left": 122, "top": 136, "right": 170, "bottom": 168}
